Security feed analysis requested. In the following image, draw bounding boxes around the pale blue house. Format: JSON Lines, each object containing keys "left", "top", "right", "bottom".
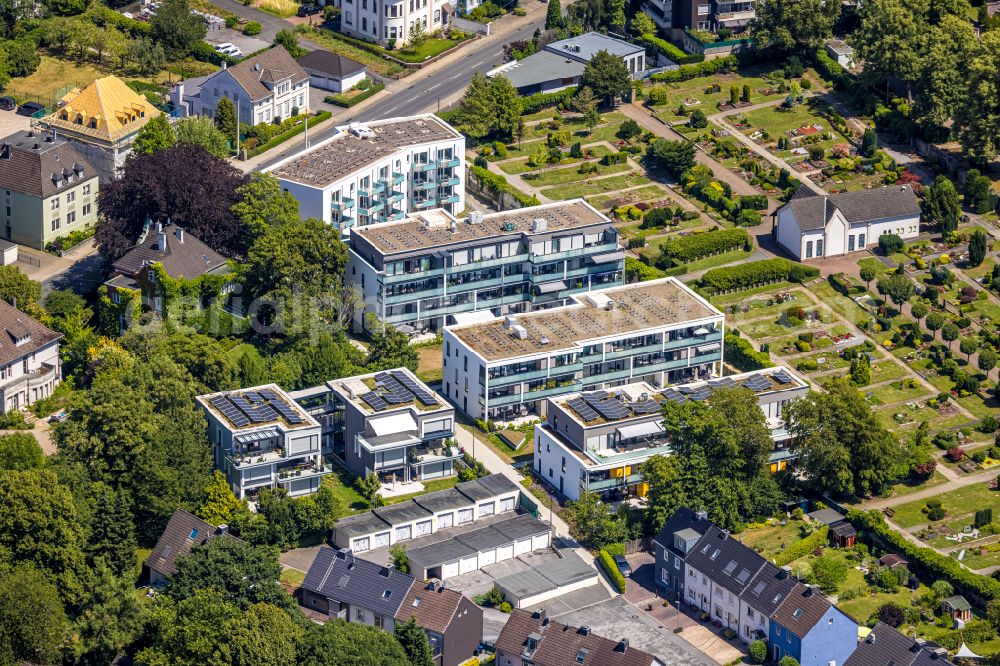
{"left": 768, "top": 584, "right": 859, "bottom": 666}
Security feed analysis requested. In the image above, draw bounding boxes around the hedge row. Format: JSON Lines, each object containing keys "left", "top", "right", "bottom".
{"left": 470, "top": 165, "right": 540, "bottom": 207}
{"left": 650, "top": 55, "right": 738, "bottom": 84}
{"left": 813, "top": 47, "right": 853, "bottom": 90}
{"left": 661, "top": 228, "right": 749, "bottom": 264}
{"left": 849, "top": 510, "right": 1000, "bottom": 605}
{"left": 598, "top": 548, "right": 627, "bottom": 593}
{"left": 724, "top": 332, "right": 773, "bottom": 371}
{"left": 638, "top": 33, "right": 704, "bottom": 65}
{"left": 521, "top": 87, "right": 578, "bottom": 115}
{"left": 325, "top": 82, "right": 385, "bottom": 108}
{"left": 246, "top": 111, "right": 333, "bottom": 158}
{"left": 699, "top": 258, "right": 819, "bottom": 294}
{"left": 774, "top": 525, "right": 828, "bottom": 566}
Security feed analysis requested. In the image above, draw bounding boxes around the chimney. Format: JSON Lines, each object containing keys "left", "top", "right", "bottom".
{"left": 26, "top": 130, "right": 33, "bottom": 138}
{"left": 215, "top": 524, "right": 229, "bottom": 535}
{"left": 157, "top": 230, "right": 168, "bottom": 252}
{"left": 804, "top": 586, "right": 815, "bottom": 597}
{"left": 221, "top": 61, "right": 227, "bottom": 69}
{"left": 427, "top": 581, "right": 437, "bottom": 591}
{"left": 721, "top": 529, "right": 730, "bottom": 540}
{"left": 577, "top": 626, "right": 590, "bottom": 636}
{"left": 379, "top": 565, "right": 392, "bottom": 577}
{"left": 695, "top": 510, "right": 708, "bottom": 521}
{"left": 615, "top": 639, "right": 629, "bottom": 653}
{"left": 175, "top": 227, "right": 185, "bottom": 243}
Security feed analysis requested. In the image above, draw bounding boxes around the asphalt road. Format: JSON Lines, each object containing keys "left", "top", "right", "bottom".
{"left": 255, "top": 18, "right": 543, "bottom": 170}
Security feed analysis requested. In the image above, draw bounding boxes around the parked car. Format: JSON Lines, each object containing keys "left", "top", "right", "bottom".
{"left": 297, "top": 3, "right": 321, "bottom": 15}
{"left": 613, "top": 554, "right": 632, "bottom": 578}
{"left": 0, "top": 97, "right": 15, "bottom": 111}
{"left": 214, "top": 42, "right": 234, "bottom": 52}
{"left": 227, "top": 47, "right": 244, "bottom": 58}
{"left": 16, "top": 101, "right": 43, "bottom": 117}
{"left": 50, "top": 411, "right": 69, "bottom": 423}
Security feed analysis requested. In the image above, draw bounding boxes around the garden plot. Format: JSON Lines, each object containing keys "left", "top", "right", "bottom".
{"left": 540, "top": 172, "right": 651, "bottom": 201}
{"left": 645, "top": 71, "right": 794, "bottom": 125}
{"left": 891, "top": 483, "right": 1000, "bottom": 529}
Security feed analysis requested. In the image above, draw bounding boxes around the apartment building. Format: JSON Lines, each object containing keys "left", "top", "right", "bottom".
{"left": 654, "top": 509, "right": 859, "bottom": 666}
{"left": 266, "top": 114, "right": 465, "bottom": 232}
{"left": 170, "top": 46, "right": 310, "bottom": 126}
{"left": 0, "top": 130, "right": 99, "bottom": 250}
{"left": 346, "top": 199, "right": 623, "bottom": 335}
{"left": 290, "top": 367, "right": 458, "bottom": 484}
{"left": 196, "top": 384, "right": 330, "bottom": 499}
{"left": 645, "top": 0, "right": 756, "bottom": 35}
{"left": 337, "top": 0, "right": 451, "bottom": 46}
{"left": 532, "top": 366, "right": 808, "bottom": 500}
{"left": 441, "top": 277, "right": 724, "bottom": 421}
{"left": 0, "top": 300, "right": 61, "bottom": 414}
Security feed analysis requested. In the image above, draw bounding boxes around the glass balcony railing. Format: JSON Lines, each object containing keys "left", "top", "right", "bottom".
{"left": 412, "top": 180, "right": 436, "bottom": 191}
{"left": 371, "top": 181, "right": 386, "bottom": 194}
{"left": 439, "top": 194, "right": 460, "bottom": 205}
{"left": 437, "top": 158, "right": 461, "bottom": 168}
{"left": 331, "top": 197, "right": 355, "bottom": 211}
{"left": 414, "top": 163, "right": 435, "bottom": 172}
{"left": 415, "top": 198, "right": 437, "bottom": 209}
{"left": 440, "top": 176, "right": 461, "bottom": 187}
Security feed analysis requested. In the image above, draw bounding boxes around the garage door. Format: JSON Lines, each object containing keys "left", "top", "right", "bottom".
{"left": 478, "top": 549, "right": 496, "bottom": 567}
{"left": 531, "top": 533, "right": 549, "bottom": 550}
{"left": 460, "top": 556, "right": 478, "bottom": 574}
{"left": 514, "top": 537, "right": 532, "bottom": 555}
{"left": 499, "top": 497, "right": 515, "bottom": 512}
{"left": 415, "top": 520, "right": 433, "bottom": 537}
{"left": 373, "top": 532, "right": 391, "bottom": 548}
{"left": 457, "top": 508, "right": 474, "bottom": 524}
{"left": 442, "top": 561, "right": 460, "bottom": 579}
{"left": 352, "top": 536, "right": 370, "bottom": 552}
{"left": 396, "top": 525, "right": 412, "bottom": 541}
{"left": 496, "top": 544, "right": 514, "bottom": 561}
{"left": 438, "top": 512, "right": 453, "bottom": 529}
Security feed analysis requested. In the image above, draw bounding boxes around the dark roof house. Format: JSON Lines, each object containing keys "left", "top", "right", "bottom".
{"left": 301, "top": 546, "right": 414, "bottom": 620}
{"left": 143, "top": 508, "right": 235, "bottom": 583}
{"left": 296, "top": 50, "right": 366, "bottom": 79}
{"left": 781, "top": 186, "right": 922, "bottom": 232}
{"left": 771, "top": 584, "right": 834, "bottom": 639}
{"left": 0, "top": 299, "right": 61, "bottom": 367}
{"left": 111, "top": 223, "right": 229, "bottom": 280}
{"left": 0, "top": 130, "right": 97, "bottom": 199}
{"left": 685, "top": 526, "right": 765, "bottom": 593}
{"left": 224, "top": 46, "right": 309, "bottom": 102}
{"left": 844, "top": 623, "right": 953, "bottom": 666}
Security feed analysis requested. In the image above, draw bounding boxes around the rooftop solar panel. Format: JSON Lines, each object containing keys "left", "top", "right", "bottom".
{"left": 361, "top": 392, "right": 388, "bottom": 411}
{"left": 568, "top": 397, "right": 600, "bottom": 422}
{"left": 259, "top": 388, "right": 279, "bottom": 401}
{"left": 772, "top": 370, "right": 794, "bottom": 384}
{"left": 591, "top": 398, "right": 630, "bottom": 420}
{"left": 383, "top": 390, "right": 413, "bottom": 404}
{"left": 271, "top": 400, "right": 306, "bottom": 424}
{"left": 630, "top": 399, "right": 661, "bottom": 414}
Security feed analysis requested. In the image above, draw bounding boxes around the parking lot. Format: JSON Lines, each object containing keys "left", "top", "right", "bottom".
{"left": 204, "top": 29, "right": 270, "bottom": 57}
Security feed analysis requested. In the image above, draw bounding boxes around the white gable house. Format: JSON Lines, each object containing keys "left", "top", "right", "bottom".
{"left": 773, "top": 185, "right": 921, "bottom": 261}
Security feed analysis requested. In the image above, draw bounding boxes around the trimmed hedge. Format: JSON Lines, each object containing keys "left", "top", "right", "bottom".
{"left": 325, "top": 82, "right": 385, "bottom": 108}
{"left": 521, "top": 87, "right": 578, "bottom": 115}
{"left": 661, "top": 228, "right": 749, "bottom": 264}
{"left": 849, "top": 510, "right": 1000, "bottom": 605}
{"left": 699, "top": 258, "right": 819, "bottom": 294}
{"left": 638, "top": 33, "right": 703, "bottom": 65}
{"left": 650, "top": 55, "right": 738, "bottom": 84}
{"left": 724, "top": 333, "right": 772, "bottom": 371}
{"left": 470, "top": 165, "right": 540, "bottom": 207}
{"left": 598, "top": 547, "right": 627, "bottom": 593}
{"left": 774, "top": 525, "right": 828, "bottom": 567}
{"left": 813, "top": 47, "right": 853, "bottom": 90}
{"left": 246, "top": 111, "right": 333, "bottom": 157}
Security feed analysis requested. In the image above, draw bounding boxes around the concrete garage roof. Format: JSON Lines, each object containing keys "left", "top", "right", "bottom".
{"left": 476, "top": 473, "right": 521, "bottom": 496}
{"left": 406, "top": 514, "right": 549, "bottom": 569}
{"left": 457, "top": 525, "right": 510, "bottom": 552}
{"left": 413, "top": 488, "right": 475, "bottom": 514}
{"left": 333, "top": 511, "right": 392, "bottom": 539}
{"left": 455, "top": 474, "right": 509, "bottom": 502}
{"left": 496, "top": 550, "right": 595, "bottom": 599}
{"left": 493, "top": 513, "right": 550, "bottom": 541}
{"left": 408, "top": 539, "right": 476, "bottom": 569}
{"left": 374, "top": 502, "right": 432, "bottom": 525}
{"left": 493, "top": 50, "right": 586, "bottom": 91}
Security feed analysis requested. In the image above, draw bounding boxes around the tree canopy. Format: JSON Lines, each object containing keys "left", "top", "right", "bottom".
{"left": 580, "top": 50, "right": 631, "bottom": 106}
{"left": 750, "top": 0, "right": 840, "bottom": 56}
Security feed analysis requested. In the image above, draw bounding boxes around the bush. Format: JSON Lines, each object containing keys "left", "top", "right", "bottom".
{"left": 774, "top": 526, "right": 829, "bottom": 566}
{"left": 638, "top": 33, "right": 704, "bottom": 65}
{"left": 245, "top": 112, "right": 332, "bottom": 157}
{"left": 0, "top": 410, "right": 32, "bottom": 430}
{"left": 980, "top": 416, "right": 998, "bottom": 433}
{"left": 879, "top": 234, "right": 905, "bottom": 255}
{"left": 700, "top": 258, "right": 819, "bottom": 294}
{"left": 779, "top": 657, "right": 800, "bottom": 666}
{"left": 650, "top": 55, "right": 738, "bottom": 84}
{"left": 470, "top": 165, "right": 540, "bottom": 207}
{"left": 325, "top": 81, "right": 385, "bottom": 108}
{"left": 244, "top": 20, "right": 262, "bottom": 35}
{"left": 597, "top": 548, "right": 626, "bottom": 593}
{"left": 725, "top": 332, "right": 772, "bottom": 371}
{"left": 660, "top": 228, "right": 749, "bottom": 264}
{"left": 976, "top": 508, "right": 993, "bottom": 528}
{"left": 878, "top": 602, "right": 905, "bottom": 628}
{"left": 521, "top": 87, "right": 577, "bottom": 115}
{"left": 973, "top": 451, "right": 988, "bottom": 464}
{"left": 748, "top": 640, "right": 767, "bottom": 664}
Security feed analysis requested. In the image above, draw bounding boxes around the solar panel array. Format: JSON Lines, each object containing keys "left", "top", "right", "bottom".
{"left": 743, "top": 375, "right": 773, "bottom": 392}
{"left": 356, "top": 372, "right": 441, "bottom": 411}
{"left": 631, "top": 399, "right": 661, "bottom": 414}
{"left": 583, "top": 393, "right": 631, "bottom": 420}
{"left": 210, "top": 389, "right": 308, "bottom": 428}
{"left": 772, "top": 369, "right": 794, "bottom": 385}
{"left": 568, "top": 397, "right": 600, "bottom": 422}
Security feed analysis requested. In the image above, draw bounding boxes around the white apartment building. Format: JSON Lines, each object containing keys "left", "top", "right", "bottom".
{"left": 265, "top": 114, "right": 465, "bottom": 233}
{"left": 170, "top": 46, "right": 310, "bottom": 125}
{"left": 338, "top": 0, "right": 450, "bottom": 45}
{"left": 196, "top": 384, "right": 331, "bottom": 499}
{"left": 441, "top": 277, "right": 725, "bottom": 422}
{"left": 0, "top": 300, "right": 62, "bottom": 414}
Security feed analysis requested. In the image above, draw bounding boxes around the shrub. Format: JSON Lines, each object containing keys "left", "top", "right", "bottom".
{"left": 521, "top": 87, "right": 577, "bottom": 115}
{"left": 973, "top": 451, "right": 988, "bottom": 464}
{"left": 879, "top": 234, "right": 905, "bottom": 255}
{"left": 748, "top": 640, "right": 767, "bottom": 664}
{"left": 946, "top": 447, "right": 965, "bottom": 462}
{"left": 244, "top": 20, "right": 262, "bottom": 35}
{"left": 725, "top": 332, "right": 772, "bottom": 371}
{"left": 598, "top": 548, "right": 626, "bottom": 593}
{"left": 700, "top": 258, "right": 819, "bottom": 293}
{"left": 650, "top": 55, "right": 738, "bottom": 84}
{"left": 470, "top": 165, "right": 540, "bottom": 207}
{"left": 980, "top": 416, "right": 998, "bottom": 433}
{"left": 638, "top": 33, "right": 704, "bottom": 65}
{"left": 774, "top": 526, "right": 829, "bottom": 566}
{"left": 878, "top": 602, "right": 906, "bottom": 628}
{"left": 779, "top": 657, "right": 800, "bottom": 666}
{"left": 976, "top": 508, "right": 993, "bottom": 528}
{"left": 660, "top": 228, "right": 749, "bottom": 263}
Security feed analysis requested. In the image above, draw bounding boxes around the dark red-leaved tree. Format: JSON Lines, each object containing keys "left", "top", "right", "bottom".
{"left": 96, "top": 144, "right": 249, "bottom": 260}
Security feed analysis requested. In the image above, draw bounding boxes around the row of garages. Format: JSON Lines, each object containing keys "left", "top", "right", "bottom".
{"left": 332, "top": 473, "right": 521, "bottom": 552}
{"left": 494, "top": 549, "right": 599, "bottom": 608}
{"left": 407, "top": 513, "right": 551, "bottom": 581}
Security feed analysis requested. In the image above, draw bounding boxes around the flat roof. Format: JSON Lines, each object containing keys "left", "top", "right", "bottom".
{"left": 545, "top": 32, "right": 646, "bottom": 60}
{"left": 327, "top": 367, "right": 450, "bottom": 417}
{"left": 495, "top": 550, "right": 596, "bottom": 598}
{"left": 267, "top": 114, "right": 461, "bottom": 188}
{"left": 373, "top": 501, "right": 433, "bottom": 525}
{"left": 475, "top": 473, "right": 521, "bottom": 496}
{"left": 493, "top": 513, "right": 549, "bottom": 541}
{"left": 196, "top": 383, "right": 319, "bottom": 432}
{"left": 556, "top": 366, "right": 807, "bottom": 426}
{"left": 413, "top": 488, "right": 475, "bottom": 514}
{"left": 407, "top": 515, "right": 549, "bottom": 568}
{"left": 448, "top": 277, "right": 722, "bottom": 362}
{"left": 408, "top": 539, "right": 475, "bottom": 568}
{"left": 455, "top": 474, "right": 507, "bottom": 502}
{"left": 491, "top": 50, "right": 586, "bottom": 90}
{"left": 334, "top": 511, "right": 392, "bottom": 539}
{"left": 351, "top": 199, "right": 610, "bottom": 255}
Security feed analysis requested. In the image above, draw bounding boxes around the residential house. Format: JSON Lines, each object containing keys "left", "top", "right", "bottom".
{"left": 942, "top": 596, "right": 972, "bottom": 624}
{"left": 738, "top": 562, "right": 799, "bottom": 646}
{"left": 300, "top": 547, "right": 484, "bottom": 666}
{"left": 142, "top": 508, "right": 236, "bottom": 585}
{"left": 652, "top": 507, "right": 712, "bottom": 598}
{"left": 290, "top": 367, "right": 457, "bottom": 482}
{"left": 844, "top": 623, "right": 953, "bottom": 666}
{"left": 101, "top": 222, "right": 231, "bottom": 332}
{"left": 0, "top": 130, "right": 99, "bottom": 250}
{"left": 768, "top": 583, "right": 858, "bottom": 666}
{"left": 644, "top": 0, "right": 755, "bottom": 38}
{"left": 488, "top": 32, "right": 646, "bottom": 95}
{"left": 0, "top": 299, "right": 61, "bottom": 413}
{"left": 297, "top": 49, "right": 367, "bottom": 93}
{"left": 534, "top": 366, "right": 808, "bottom": 501}
{"left": 337, "top": 0, "right": 452, "bottom": 46}
{"left": 37, "top": 75, "right": 162, "bottom": 180}
{"left": 684, "top": 526, "right": 766, "bottom": 634}
{"left": 196, "top": 384, "right": 330, "bottom": 499}
{"left": 825, "top": 40, "right": 856, "bottom": 69}
{"left": 494, "top": 608, "right": 664, "bottom": 666}
{"left": 773, "top": 185, "right": 922, "bottom": 261}
{"left": 346, "top": 199, "right": 623, "bottom": 335}
{"left": 265, "top": 114, "right": 465, "bottom": 232}
{"left": 442, "top": 277, "right": 724, "bottom": 422}
{"left": 169, "top": 46, "right": 309, "bottom": 125}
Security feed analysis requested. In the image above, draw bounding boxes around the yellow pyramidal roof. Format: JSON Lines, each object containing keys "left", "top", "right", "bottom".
{"left": 43, "top": 75, "right": 162, "bottom": 143}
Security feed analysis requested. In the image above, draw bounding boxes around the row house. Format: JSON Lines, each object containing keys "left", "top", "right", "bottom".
{"left": 442, "top": 277, "right": 724, "bottom": 422}
{"left": 346, "top": 199, "right": 623, "bottom": 336}
{"left": 266, "top": 114, "right": 465, "bottom": 232}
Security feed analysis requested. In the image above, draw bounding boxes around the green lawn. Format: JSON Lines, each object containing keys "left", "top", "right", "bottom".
{"left": 739, "top": 520, "right": 810, "bottom": 560}
{"left": 393, "top": 36, "right": 471, "bottom": 62}
{"left": 416, "top": 343, "right": 443, "bottom": 384}
{"left": 540, "top": 172, "right": 651, "bottom": 200}
{"left": 498, "top": 145, "right": 614, "bottom": 175}
{"left": 863, "top": 380, "right": 931, "bottom": 407}
{"left": 739, "top": 102, "right": 834, "bottom": 138}
{"left": 709, "top": 282, "right": 797, "bottom": 307}
{"left": 382, "top": 476, "right": 459, "bottom": 505}
{"left": 647, "top": 69, "right": 791, "bottom": 124}
{"left": 322, "top": 465, "right": 369, "bottom": 515}
{"left": 857, "top": 257, "right": 892, "bottom": 277}
{"left": 869, "top": 361, "right": 908, "bottom": 384}
{"left": 524, "top": 161, "right": 632, "bottom": 187}
{"left": 892, "top": 483, "right": 1000, "bottom": 528}
{"left": 280, "top": 567, "right": 306, "bottom": 586}
{"left": 588, "top": 184, "right": 670, "bottom": 211}
{"left": 135, "top": 548, "right": 152, "bottom": 579}
{"left": 683, "top": 248, "right": 754, "bottom": 273}
{"left": 809, "top": 282, "right": 871, "bottom": 324}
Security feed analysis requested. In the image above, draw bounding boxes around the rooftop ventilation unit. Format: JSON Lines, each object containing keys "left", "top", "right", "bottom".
{"left": 539, "top": 336, "right": 550, "bottom": 345}
{"left": 531, "top": 218, "right": 547, "bottom": 232}
{"left": 349, "top": 123, "right": 377, "bottom": 140}
{"left": 468, "top": 211, "right": 485, "bottom": 225}
{"left": 511, "top": 324, "right": 528, "bottom": 340}
{"left": 503, "top": 316, "right": 519, "bottom": 330}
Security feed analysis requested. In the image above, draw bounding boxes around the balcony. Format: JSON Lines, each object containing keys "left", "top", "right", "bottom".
{"left": 447, "top": 276, "right": 505, "bottom": 293}
{"left": 439, "top": 194, "right": 460, "bottom": 205}
{"left": 411, "top": 445, "right": 462, "bottom": 466}
{"left": 412, "top": 180, "right": 436, "bottom": 191}
{"left": 488, "top": 382, "right": 582, "bottom": 406}
{"left": 605, "top": 342, "right": 665, "bottom": 361}
{"left": 415, "top": 198, "right": 437, "bottom": 209}
{"left": 227, "top": 448, "right": 286, "bottom": 469}
{"left": 358, "top": 201, "right": 385, "bottom": 216}
{"left": 440, "top": 176, "right": 461, "bottom": 187}
{"left": 450, "top": 252, "right": 530, "bottom": 271}
{"left": 276, "top": 460, "right": 334, "bottom": 482}
{"left": 488, "top": 367, "right": 551, "bottom": 386}
{"left": 384, "top": 286, "right": 444, "bottom": 305}
{"left": 588, "top": 473, "right": 645, "bottom": 491}
{"left": 530, "top": 242, "right": 621, "bottom": 263}
{"left": 387, "top": 209, "right": 406, "bottom": 221}
{"left": 390, "top": 172, "right": 405, "bottom": 185}
{"left": 387, "top": 192, "right": 405, "bottom": 204}
{"left": 383, "top": 267, "right": 445, "bottom": 283}
{"left": 358, "top": 432, "right": 421, "bottom": 453}
{"left": 715, "top": 8, "right": 755, "bottom": 20}
{"left": 437, "top": 158, "right": 461, "bottom": 168}
{"left": 371, "top": 181, "right": 386, "bottom": 194}
{"left": 331, "top": 197, "right": 356, "bottom": 211}
{"left": 414, "top": 163, "right": 436, "bottom": 172}
{"left": 662, "top": 330, "right": 722, "bottom": 353}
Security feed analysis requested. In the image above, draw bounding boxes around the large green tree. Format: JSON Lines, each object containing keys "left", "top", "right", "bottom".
{"left": 0, "top": 432, "right": 44, "bottom": 471}
{"left": 365, "top": 314, "right": 418, "bottom": 372}
{"left": 133, "top": 114, "right": 177, "bottom": 156}
{"left": 297, "top": 619, "right": 410, "bottom": 665}
{"left": 640, "top": 454, "right": 687, "bottom": 534}
{"left": 969, "top": 229, "right": 989, "bottom": 267}
{"left": 914, "top": 17, "right": 975, "bottom": 128}
{"left": 0, "top": 565, "right": 68, "bottom": 665}
{"left": 135, "top": 589, "right": 239, "bottom": 666}
{"left": 215, "top": 96, "right": 238, "bottom": 144}
{"left": 785, "top": 378, "right": 906, "bottom": 497}
{"left": 922, "top": 175, "right": 962, "bottom": 234}
{"left": 87, "top": 483, "right": 137, "bottom": 577}
{"left": 581, "top": 50, "right": 631, "bottom": 106}
{"left": 225, "top": 602, "right": 303, "bottom": 666}
{"left": 150, "top": 0, "right": 208, "bottom": 57}
{"left": 850, "top": 0, "right": 925, "bottom": 99}
{"left": 176, "top": 116, "right": 231, "bottom": 158}
{"left": 955, "top": 31, "right": 1000, "bottom": 163}
{"left": 394, "top": 616, "right": 435, "bottom": 666}
{"left": 750, "top": 0, "right": 840, "bottom": 56}
{"left": 545, "top": 0, "right": 563, "bottom": 29}
{"left": 455, "top": 73, "right": 523, "bottom": 140}
{"left": 649, "top": 139, "right": 696, "bottom": 177}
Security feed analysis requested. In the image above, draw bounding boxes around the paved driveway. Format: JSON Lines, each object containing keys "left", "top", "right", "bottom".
{"left": 624, "top": 552, "right": 657, "bottom": 605}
